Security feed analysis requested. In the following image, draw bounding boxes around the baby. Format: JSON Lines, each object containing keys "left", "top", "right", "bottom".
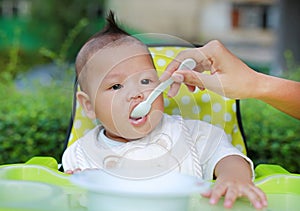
{"left": 62, "top": 11, "right": 267, "bottom": 209}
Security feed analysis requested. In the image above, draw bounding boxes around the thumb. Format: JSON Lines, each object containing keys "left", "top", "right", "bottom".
{"left": 175, "top": 70, "right": 225, "bottom": 97}
{"left": 161, "top": 59, "right": 182, "bottom": 81}
{"left": 167, "top": 70, "right": 206, "bottom": 98}
{"left": 172, "top": 69, "right": 206, "bottom": 89}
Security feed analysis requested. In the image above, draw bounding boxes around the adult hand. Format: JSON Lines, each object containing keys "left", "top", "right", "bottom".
{"left": 161, "top": 40, "right": 300, "bottom": 119}
{"left": 161, "top": 40, "right": 260, "bottom": 99}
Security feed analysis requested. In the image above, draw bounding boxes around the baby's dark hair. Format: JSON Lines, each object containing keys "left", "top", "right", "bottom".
{"left": 88, "top": 10, "right": 130, "bottom": 40}
{"left": 75, "top": 11, "right": 143, "bottom": 88}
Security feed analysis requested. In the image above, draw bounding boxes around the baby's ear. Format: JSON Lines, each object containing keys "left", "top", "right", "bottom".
{"left": 76, "top": 91, "right": 96, "bottom": 120}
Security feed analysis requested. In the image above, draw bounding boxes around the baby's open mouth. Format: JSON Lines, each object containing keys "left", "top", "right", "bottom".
{"left": 130, "top": 116, "right": 142, "bottom": 121}
{"left": 129, "top": 115, "right": 147, "bottom": 125}
{"left": 129, "top": 104, "right": 143, "bottom": 120}
{"left": 129, "top": 103, "right": 148, "bottom": 125}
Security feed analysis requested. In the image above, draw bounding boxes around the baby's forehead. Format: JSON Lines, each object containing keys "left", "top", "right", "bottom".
{"left": 85, "top": 43, "right": 151, "bottom": 72}
{"left": 80, "top": 43, "right": 154, "bottom": 85}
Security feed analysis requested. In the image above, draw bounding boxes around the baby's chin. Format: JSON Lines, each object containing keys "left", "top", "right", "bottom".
{"left": 105, "top": 131, "right": 147, "bottom": 142}
{"left": 109, "top": 110, "right": 164, "bottom": 141}
{"left": 106, "top": 124, "right": 151, "bottom": 141}
{"left": 121, "top": 126, "right": 154, "bottom": 141}
{"left": 129, "top": 110, "right": 164, "bottom": 139}
{"left": 124, "top": 111, "right": 163, "bottom": 141}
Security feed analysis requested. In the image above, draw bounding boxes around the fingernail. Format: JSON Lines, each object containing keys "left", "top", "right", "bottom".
{"left": 172, "top": 73, "right": 184, "bottom": 83}
{"left": 224, "top": 200, "right": 232, "bottom": 208}
{"left": 254, "top": 202, "right": 262, "bottom": 209}
{"left": 167, "top": 94, "right": 174, "bottom": 98}
{"left": 209, "top": 198, "right": 216, "bottom": 204}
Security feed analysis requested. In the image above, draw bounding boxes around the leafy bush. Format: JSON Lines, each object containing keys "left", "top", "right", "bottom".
{"left": 241, "top": 99, "right": 300, "bottom": 173}
{"left": 0, "top": 15, "right": 88, "bottom": 165}
{"left": 0, "top": 82, "right": 72, "bottom": 164}
{"left": 242, "top": 52, "right": 300, "bottom": 174}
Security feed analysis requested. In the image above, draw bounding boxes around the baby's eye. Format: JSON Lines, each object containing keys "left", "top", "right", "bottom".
{"left": 111, "top": 84, "right": 123, "bottom": 90}
{"left": 141, "top": 79, "right": 150, "bottom": 85}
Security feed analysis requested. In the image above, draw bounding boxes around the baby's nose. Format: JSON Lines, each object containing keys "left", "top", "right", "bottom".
{"left": 128, "top": 89, "right": 145, "bottom": 101}
{"left": 127, "top": 87, "right": 144, "bottom": 101}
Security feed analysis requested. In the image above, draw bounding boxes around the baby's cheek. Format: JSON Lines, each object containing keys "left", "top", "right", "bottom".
{"left": 153, "top": 96, "right": 165, "bottom": 113}
{"left": 147, "top": 105, "right": 164, "bottom": 134}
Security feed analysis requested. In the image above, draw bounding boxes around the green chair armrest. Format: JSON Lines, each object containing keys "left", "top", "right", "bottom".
{"left": 255, "top": 164, "right": 290, "bottom": 179}
{"left": 25, "top": 156, "right": 59, "bottom": 170}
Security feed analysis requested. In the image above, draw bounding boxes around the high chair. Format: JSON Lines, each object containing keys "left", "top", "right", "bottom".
{"left": 64, "top": 45, "right": 248, "bottom": 156}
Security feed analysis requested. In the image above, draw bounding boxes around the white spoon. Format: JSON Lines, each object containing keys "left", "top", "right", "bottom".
{"left": 130, "top": 58, "right": 196, "bottom": 118}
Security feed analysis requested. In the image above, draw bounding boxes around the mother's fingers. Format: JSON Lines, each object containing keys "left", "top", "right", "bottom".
{"left": 161, "top": 47, "right": 206, "bottom": 81}
{"left": 166, "top": 71, "right": 198, "bottom": 97}
{"left": 161, "top": 40, "right": 237, "bottom": 82}
{"left": 160, "top": 59, "right": 181, "bottom": 81}
{"left": 168, "top": 70, "right": 214, "bottom": 97}
{"left": 167, "top": 82, "right": 181, "bottom": 98}
{"left": 168, "top": 70, "right": 206, "bottom": 97}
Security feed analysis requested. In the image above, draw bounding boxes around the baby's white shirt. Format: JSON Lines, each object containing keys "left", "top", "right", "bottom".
{"left": 62, "top": 114, "right": 254, "bottom": 180}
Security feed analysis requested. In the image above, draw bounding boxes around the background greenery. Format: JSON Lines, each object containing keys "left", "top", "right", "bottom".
{"left": 242, "top": 99, "right": 300, "bottom": 173}
{"left": 242, "top": 54, "right": 300, "bottom": 173}
{"left": 0, "top": 82, "right": 72, "bottom": 164}
{"left": 0, "top": 0, "right": 100, "bottom": 164}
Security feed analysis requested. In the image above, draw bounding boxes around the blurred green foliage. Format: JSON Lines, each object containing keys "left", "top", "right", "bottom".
{"left": 29, "top": 0, "right": 106, "bottom": 60}
{"left": 0, "top": 82, "right": 72, "bottom": 164}
{"left": 0, "top": 6, "right": 83, "bottom": 164}
{"left": 0, "top": 28, "right": 74, "bottom": 164}
{"left": 242, "top": 55, "right": 300, "bottom": 174}
{"left": 0, "top": 0, "right": 106, "bottom": 64}
{"left": 39, "top": 18, "right": 89, "bottom": 67}
{"left": 241, "top": 99, "right": 300, "bottom": 173}
{"left": 0, "top": 33, "right": 49, "bottom": 82}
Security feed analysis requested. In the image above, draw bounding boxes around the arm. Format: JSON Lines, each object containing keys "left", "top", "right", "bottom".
{"left": 162, "top": 40, "right": 300, "bottom": 119}
{"left": 253, "top": 73, "right": 300, "bottom": 119}
{"left": 202, "top": 155, "right": 267, "bottom": 209}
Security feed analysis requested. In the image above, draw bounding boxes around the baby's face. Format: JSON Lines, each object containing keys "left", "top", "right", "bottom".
{"left": 84, "top": 43, "right": 164, "bottom": 141}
